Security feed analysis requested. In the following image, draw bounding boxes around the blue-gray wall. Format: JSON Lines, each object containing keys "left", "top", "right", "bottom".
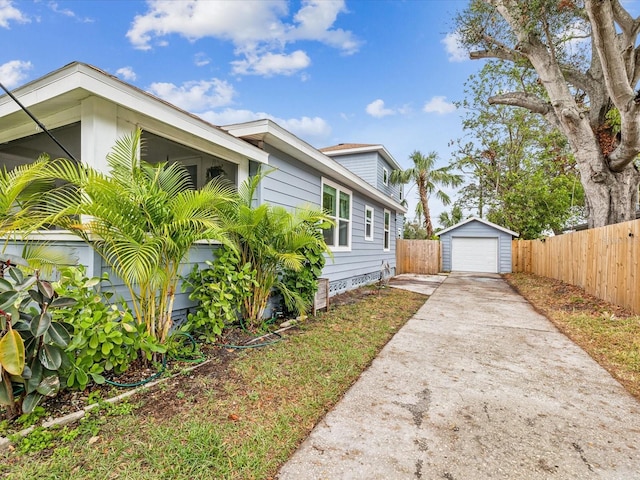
{"left": 2, "top": 239, "right": 219, "bottom": 323}
{"left": 99, "top": 243, "right": 219, "bottom": 323}
{"left": 331, "top": 151, "right": 401, "bottom": 201}
{"left": 439, "top": 220, "right": 514, "bottom": 273}
{"left": 262, "top": 146, "right": 399, "bottom": 295}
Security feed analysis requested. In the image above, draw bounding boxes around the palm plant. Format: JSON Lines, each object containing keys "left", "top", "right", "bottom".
{"left": 221, "top": 170, "right": 332, "bottom": 325}
{"left": 438, "top": 204, "right": 464, "bottom": 229}
{"left": 0, "top": 159, "right": 75, "bottom": 274}
{"left": 390, "top": 150, "right": 463, "bottom": 238}
{"left": 33, "top": 129, "right": 237, "bottom": 343}
{"left": 0, "top": 158, "right": 56, "bottom": 236}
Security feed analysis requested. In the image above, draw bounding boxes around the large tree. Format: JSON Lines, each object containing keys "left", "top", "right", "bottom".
{"left": 455, "top": 0, "right": 640, "bottom": 228}
{"left": 453, "top": 62, "right": 585, "bottom": 238}
{"left": 390, "top": 150, "right": 463, "bottom": 238}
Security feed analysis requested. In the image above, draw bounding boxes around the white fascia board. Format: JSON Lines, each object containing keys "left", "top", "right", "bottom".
{"left": 224, "top": 120, "right": 407, "bottom": 213}
{"left": 436, "top": 216, "right": 520, "bottom": 237}
{"left": 0, "top": 62, "right": 269, "bottom": 164}
{"left": 324, "top": 144, "right": 402, "bottom": 170}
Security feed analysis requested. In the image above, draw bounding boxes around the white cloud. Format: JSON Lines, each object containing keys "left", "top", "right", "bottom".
{"left": 423, "top": 96, "right": 456, "bottom": 115}
{"left": 278, "top": 116, "right": 331, "bottom": 138}
{"left": 202, "top": 109, "right": 331, "bottom": 140}
{"left": 202, "top": 108, "right": 263, "bottom": 126}
{"left": 288, "top": 0, "right": 361, "bottom": 54}
{"left": 48, "top": 2, "right": 93, "bottom": 23}
{"left": 442, "top": 32, "right": 467, "bottom": 63}
{"left": 148, "top": 78, "right": 236, "bottom": 111}
{"left": 231, "top": 50, "right": 310, "bottom": 76}
{"left": 0, "top": 0, "right": 29, "bottom": 28}
{"left": 116, "top": 66, "right": 137, "bottom": 81}
{"left": 0, "top": 60, "right": 32, "bottom": 88}
{"left": 126, "top": 0, "right": 359, "bottom": 76}
{"left": 366, "top": 99, "right": 396, "bottom": 118}
{"left": 194, "top": 52, "right": 210, "bottom": 67}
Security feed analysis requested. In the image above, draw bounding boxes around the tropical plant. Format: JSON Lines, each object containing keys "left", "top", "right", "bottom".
{"left": 33, "top": 128, "right": 237, "bottom": 344}
{"left": 438, "top": 204, "right": 464, "bottom": 229}
{"left": 0, "top": 256, "right": 75, "bottom": 416}
{"left": 277, "top": 239, "right": 327, "bottom": 317}
{"left": 390, "top": 151, "right": 463, "bottom": 238}
{"left": 182, "top": 246, "right": 257, "bottom": 341}
{"left": 220, "top": 170, "right": 332, "bottom": 326}
{"left": 0, "top": 159, "right": 76, "bottom": 275}
{"left": 0, "top": 158, "right": 53, "bottom": 236}
{"left": 53, "top": 265, "right": 163, "bottom": 390}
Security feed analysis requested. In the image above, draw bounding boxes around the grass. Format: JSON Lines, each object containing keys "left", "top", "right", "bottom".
{"left": 506, "top": 272, "right": 640, "bottom": 401}
{"left": 0, "top": 287, "right": 427, "bottom": 480}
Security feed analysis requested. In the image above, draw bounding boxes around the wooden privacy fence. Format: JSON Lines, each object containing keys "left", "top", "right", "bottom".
{"left": 512, "top": 218, "right": 640, "bottom": 315}
{"left": 396, "top": 239, "right": 441, "bottom": 274}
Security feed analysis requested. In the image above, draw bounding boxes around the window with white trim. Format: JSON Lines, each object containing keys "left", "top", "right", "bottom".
{"left": 383, "top": 167, "right": 389, "bottom": 186}
{"left": 365, "top": 206, "right": 374, "bottom": 241}
{"left": 383, "top": 209, "right": 391, "bottom": 251}
{"left": 322, "top": 179, "right": 352, "bottom": 251}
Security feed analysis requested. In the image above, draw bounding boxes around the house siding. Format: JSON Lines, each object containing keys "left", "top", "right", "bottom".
{"left": 261, "top": 148, "right": 397, "bottom": 295}
{"left": 329, "top": 151, "right": 377, "bottom": 187}
{"left": 261, "top": 146, "right": 321, "bottom": 209}
{"left": 439, "top": 220, "right": 513, "bottom": 273}
{"left": 98, "top": 243, "right": 219, "bottom": 323}
{"left": 377, "top": 156, "right": 401, "bottom": 199}
{"left": 330, "top": 152, "right": 401, "bottom": 201}
{"left": 1, "top": 238, "right": 99, "bottom": 279}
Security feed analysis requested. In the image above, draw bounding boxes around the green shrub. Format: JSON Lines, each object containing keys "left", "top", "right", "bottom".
{"left": 53, "top": 266, "right": 164, "bottom": 390}
{"left": 182, "top": 247, "right": 257, "bottom": 341}
{"left": 278, "top": 242, "right": 326, "bottom": 317}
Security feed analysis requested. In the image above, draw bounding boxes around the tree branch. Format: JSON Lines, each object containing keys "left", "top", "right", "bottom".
{"left": 489, "top": 91, "right": 564, "bottom": 131}
{"left": 585, "top": 0, "right": 635, "bottom": 108}
{"left": 488, "top": 91, "right": 551, "bottom": 115}
{"left": 611, "top": 0, "right": 640, "bottom": 36}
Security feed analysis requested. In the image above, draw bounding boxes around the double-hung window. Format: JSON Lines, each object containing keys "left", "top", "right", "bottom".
{"left": 322, "top": 179, "right": 352, "bottom": 251}
{"left": 383, "top": 209, "right": 391, "bottom": 251}
{"left": 365, "top": 206, "right": 374, "bottom": 241}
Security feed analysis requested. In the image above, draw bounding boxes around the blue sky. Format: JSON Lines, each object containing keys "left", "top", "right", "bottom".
{"left": 0, "top": 0, "right": 482, "bottom": 224}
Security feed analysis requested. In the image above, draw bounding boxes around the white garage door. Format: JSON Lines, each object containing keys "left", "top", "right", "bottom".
{"left": 451, "top": 237, "right": 498, "bottom": 273}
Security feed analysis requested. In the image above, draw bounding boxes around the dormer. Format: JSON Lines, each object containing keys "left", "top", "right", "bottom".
{"left": 319, "top": 143, "right": 402, "bottom": 200}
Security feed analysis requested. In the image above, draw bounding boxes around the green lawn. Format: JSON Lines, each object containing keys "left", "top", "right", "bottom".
{"left": 0, "top": 287, "right": 427, "bottom": 480}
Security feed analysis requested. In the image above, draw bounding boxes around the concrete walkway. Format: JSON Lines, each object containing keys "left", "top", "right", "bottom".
{"left": 277, "top": 273, "right": 640, "bottom": 479}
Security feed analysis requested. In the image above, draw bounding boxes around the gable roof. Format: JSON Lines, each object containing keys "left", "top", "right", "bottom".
{"left": 0, "top": 61, "right": 269, "bottom": 164}
{"left": 223, "top": 120, "right": 407, "bottom": 213}
{"left": 320, "top": 143, "right": 376, "bottom": 152}
{"left": 436, "top": 216, "right": 520, "bottom": 237}
{"left": 320, "top": 143, "right": 402, "bottom": 170}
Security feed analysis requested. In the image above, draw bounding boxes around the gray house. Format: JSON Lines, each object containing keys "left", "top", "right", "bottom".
{"left": 437, "top": 217, "right": 519, "bottom": 273}
{"left": 223, "top": 124, "right": 406, "bottom": 295}
{"left": 0, "top": 62, "right": 406, "bottom": 306}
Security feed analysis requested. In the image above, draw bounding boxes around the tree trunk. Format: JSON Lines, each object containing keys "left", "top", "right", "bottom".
{"left": 579, "top": 161, "right": 640, "bottom": 228}
{"left": 418, "top": 181, "right": 433, "bottom": 237}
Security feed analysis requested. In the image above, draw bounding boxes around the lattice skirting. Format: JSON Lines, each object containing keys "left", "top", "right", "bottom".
{"left": 329, "top": 267, "right": 396, "bottom": 296}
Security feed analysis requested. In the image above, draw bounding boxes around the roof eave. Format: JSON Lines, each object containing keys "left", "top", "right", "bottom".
{"left": 436, "top": 216, "right": 520, "bottom": 237}
{"left": 322, "top": 144, "right": 402, "bottom": 170}
{"left": 223, "top": 120, "right": 407, "bottom": 213}
{"left": 0, "top": 62, "right": 269, "bottom": 164}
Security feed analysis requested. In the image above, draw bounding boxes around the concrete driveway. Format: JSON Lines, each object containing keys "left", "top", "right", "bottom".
{"left": 277, "top": 273, "right": 640, "bottom": 479}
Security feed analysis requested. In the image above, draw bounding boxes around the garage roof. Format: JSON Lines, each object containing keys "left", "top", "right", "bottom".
{"left": 436, "top": 217, "right": 519, "bottom": 237}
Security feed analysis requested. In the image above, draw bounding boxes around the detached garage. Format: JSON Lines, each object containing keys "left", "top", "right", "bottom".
{"left": 437, "top": 217, "right": 519, "bottom": 273}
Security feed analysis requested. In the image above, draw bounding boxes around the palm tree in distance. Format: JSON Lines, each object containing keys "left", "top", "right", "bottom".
{"left": 390, "top": 150, "right": 462, "bottom": 238}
